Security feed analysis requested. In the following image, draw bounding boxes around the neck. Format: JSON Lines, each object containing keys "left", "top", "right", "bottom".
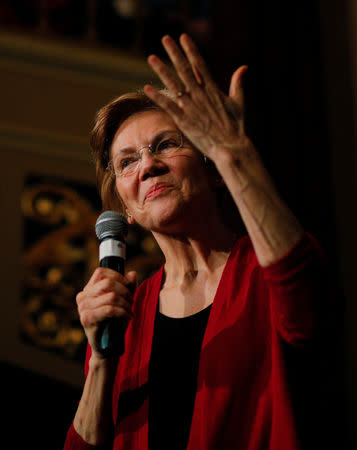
{"left": 152, "top": 216, "right": 237, "bottom": 288}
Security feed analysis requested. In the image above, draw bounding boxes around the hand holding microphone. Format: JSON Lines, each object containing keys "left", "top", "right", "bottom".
{"left": 76, "top": 211, "right": 137, "bottom": 359}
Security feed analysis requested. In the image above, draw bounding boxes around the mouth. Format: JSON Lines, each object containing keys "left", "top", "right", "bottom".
{"left": 144, "top": 183, "right": 173, "bottom": 201}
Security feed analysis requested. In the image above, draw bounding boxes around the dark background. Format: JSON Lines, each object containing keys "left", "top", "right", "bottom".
{"left": 0, "top": 0, "right": 355, "bottom": 448}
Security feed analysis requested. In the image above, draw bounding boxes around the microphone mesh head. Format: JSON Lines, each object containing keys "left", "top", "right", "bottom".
{"left": 95, "top": 211, "right": 128, "bottom": 241}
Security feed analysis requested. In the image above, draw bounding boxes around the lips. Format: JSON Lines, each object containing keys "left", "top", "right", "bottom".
{"left": 144, "top": 183, "right": 173, "bottom": 201}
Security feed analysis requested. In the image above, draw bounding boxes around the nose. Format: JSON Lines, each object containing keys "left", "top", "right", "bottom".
{"left": 138, "top": 147, "right": 168, "bottom": 181}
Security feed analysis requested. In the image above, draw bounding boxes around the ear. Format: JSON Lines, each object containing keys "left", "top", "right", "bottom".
{"left": 126, "top": 210, "right": 136, "bottom": 225}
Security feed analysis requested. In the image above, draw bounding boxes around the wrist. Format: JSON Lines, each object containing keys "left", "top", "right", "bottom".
{"left": 89, "top": 353, "right": 118, "bottom": 373}
{"left": 211, "top": 136, "right": 258, "bottom": 170}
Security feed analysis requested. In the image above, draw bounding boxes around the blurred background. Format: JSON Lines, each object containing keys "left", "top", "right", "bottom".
{"left": 0, "top": 0, "right": 355, "bottom": 448}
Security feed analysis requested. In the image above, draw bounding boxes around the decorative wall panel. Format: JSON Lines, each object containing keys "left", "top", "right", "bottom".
{"left": 20, "top": 174, "right": 164, "bottom": 361}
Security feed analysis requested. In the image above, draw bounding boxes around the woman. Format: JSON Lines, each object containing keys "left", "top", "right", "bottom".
{"left": 64, "top": 34, "right": 329, "bottom": 449}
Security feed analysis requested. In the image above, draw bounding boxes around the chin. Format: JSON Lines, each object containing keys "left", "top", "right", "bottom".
{"left": 142, "top": 199, "right": 186, "bottom": 234}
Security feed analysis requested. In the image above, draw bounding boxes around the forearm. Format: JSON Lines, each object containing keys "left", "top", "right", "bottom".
{"left": 214, "top": 138, "right": 304, "bottom": 267}
{"left": 73, "top": 356, "right": 118, "bottom": 446}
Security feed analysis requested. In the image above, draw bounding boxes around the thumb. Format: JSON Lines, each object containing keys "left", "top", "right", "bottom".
{"left": 229, "top": 65, "right": 248, "bottom": 106}
{"left": 125, "top": 270, "right": 138, "bottom": 293}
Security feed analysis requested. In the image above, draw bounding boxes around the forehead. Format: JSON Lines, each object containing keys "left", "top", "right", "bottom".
{"left": 111, "top": 110, "right": 177, "bottom": 155}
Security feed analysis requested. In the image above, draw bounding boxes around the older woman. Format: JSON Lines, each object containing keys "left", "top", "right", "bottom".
{"left": 64, "top": 34, "right": 329, "bottom": 450}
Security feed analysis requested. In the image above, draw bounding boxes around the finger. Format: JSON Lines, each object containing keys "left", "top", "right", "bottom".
{"left": 88, "top": 267, "right": 131, "bottom": 287}
{"left": 144, "top": 85, "right": 185, "bottom": 120}
{"left": 90, "top": 277, "right": 133, "bottom": 300}
{"left": 81, "top": 301, "right": 133, "bottom": 328}
{"left": 147, "top": 54, "right": 185, "bottom": 97}
{"left": 78, "top": 273, "right": 135, "bottom": 314}
{"left": 79, "top": 290, "right": 133, "bottom": 317}
{"left": 161, "top": 35, "right": 197, "bottom": 91}
{"left": 229, "top": 65, "right": 248, "bottom": 108}
{"left": 179, "top": 34, "right": 215, "bottom": 90}
{"left": 179, "top": 33, "right": 225, "bottom": 114}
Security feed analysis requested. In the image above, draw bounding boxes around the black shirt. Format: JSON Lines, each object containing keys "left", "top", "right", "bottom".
{"left": 148, "top": 304, "right": 212, "bottom": 450}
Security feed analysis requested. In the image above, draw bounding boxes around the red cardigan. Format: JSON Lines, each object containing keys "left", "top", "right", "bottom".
{"left": 65, "top": 233, "right": 329, "bottom": 450}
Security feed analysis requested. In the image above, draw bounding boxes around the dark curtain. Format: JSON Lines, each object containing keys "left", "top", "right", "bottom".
{"left": 210, "top": 1, "right": 333, "bottom": 246}
{"left": 209, "top": 1, "right": 345, "bottom": 449}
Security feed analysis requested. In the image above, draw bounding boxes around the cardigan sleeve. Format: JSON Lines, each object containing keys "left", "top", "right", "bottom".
{"left": 261, "top": 232, "right": 332, "bottom": 345}
{"left": 63, "top": 423, "right": 105, "bottom": 450}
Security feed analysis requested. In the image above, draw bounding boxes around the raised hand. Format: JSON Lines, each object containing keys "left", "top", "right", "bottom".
{"left": 144, "top": 34, "right": 249, "bottom": 162}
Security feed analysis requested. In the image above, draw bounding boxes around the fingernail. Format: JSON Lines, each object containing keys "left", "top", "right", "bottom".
{"left": 180, "top": 34, "right": 193, "bottom": 47}
{"left": 144, "top": 85, "right": 154, "bottom": 95}
{"left": 148, "top": 54, "right": 158, "bottom": 65}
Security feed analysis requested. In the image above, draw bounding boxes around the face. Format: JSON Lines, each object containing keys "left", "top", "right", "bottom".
{"left": 110, "top": 110, "right": 216, "bottom": 234}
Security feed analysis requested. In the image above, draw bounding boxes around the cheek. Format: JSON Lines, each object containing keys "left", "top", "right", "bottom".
{"left": 171, "top": 154, "right": 206, "bottom": 180}
{"left": 179, "top": 162, "right": 210, "bottom": 192}
{"left": 115, "top": 180, "right": 131, "bottom": 210}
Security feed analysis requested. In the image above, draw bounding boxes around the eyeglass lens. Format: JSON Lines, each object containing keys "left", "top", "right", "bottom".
{"left": 112, "top": 131, "right": 183, "bottom": 177}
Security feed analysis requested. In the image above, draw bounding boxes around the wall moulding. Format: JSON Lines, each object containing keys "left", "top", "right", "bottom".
{"left": 0, "top": 123, "right": 91, "bottom": 163}
{"left": 0, "top": 31, "right": 154, "bottom": 91}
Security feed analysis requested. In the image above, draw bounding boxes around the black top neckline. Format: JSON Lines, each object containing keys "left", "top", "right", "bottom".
{"left": 158, "top": 303, "right": 212, "bottom": 320}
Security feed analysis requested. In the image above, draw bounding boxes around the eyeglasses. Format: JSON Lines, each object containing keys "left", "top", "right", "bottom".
{"left": 107, "top": 130, "right": 184, "bottom": 178}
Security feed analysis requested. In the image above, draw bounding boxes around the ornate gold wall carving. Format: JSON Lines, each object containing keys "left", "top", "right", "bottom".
{"left": 20, "top": 175, "right": 164, "bottom": 361}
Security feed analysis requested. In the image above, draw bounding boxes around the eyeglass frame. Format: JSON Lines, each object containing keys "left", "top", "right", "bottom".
{"left": 106, "top": 130, "right": 185, "bottom": 178}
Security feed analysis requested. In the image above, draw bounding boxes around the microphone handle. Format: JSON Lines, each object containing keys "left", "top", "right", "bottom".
{"left": 97, "top": 255, "right": 126, "bottom": 358}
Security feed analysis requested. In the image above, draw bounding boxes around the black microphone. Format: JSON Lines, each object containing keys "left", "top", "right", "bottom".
{"left": 95, "top": 210, "right": 129, "bottom": 358}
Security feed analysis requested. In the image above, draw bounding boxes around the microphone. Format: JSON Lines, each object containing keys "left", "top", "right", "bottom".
{"left": 95, "top": 210, "right": 129, "bottom": 358}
